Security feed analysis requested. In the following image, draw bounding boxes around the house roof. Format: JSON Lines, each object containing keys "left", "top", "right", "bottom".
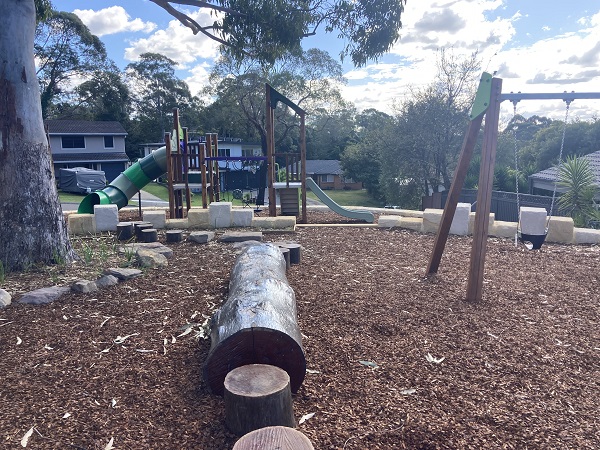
{"left": 52, "top": 152, "right": 129, "bottom": 163}
{"left": 529, "top": 150, "right": 600, "bottom": 186}
{"left": 45, "top": 120, "right": 127, "bottom": 136}
{"left": 293, "top": 160, "right": 343, "bottom": 175}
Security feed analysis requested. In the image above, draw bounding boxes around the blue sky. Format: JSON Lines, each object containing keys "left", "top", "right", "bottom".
{"left": 51, "top": 0, "right": 600, "bottom": 121}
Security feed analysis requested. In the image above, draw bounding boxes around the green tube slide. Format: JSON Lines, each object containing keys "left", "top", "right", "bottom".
{"left": 77, "top": 146, "right": 167, "bottom": 214}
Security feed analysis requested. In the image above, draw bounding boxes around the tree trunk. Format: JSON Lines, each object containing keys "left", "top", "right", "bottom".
{"left": 0, "top": 0, "right": 74, "bottom": 271}
{"left": 204, "top": 243, "right": 306, "bottom": 395}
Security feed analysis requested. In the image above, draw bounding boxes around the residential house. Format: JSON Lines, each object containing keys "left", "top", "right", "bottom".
{"left": 46, "top": 120, "right": 129, "bottom": 183}
{"left": 288, "top": 160, "right": 362, "bottom": 190}
{"left": 529, "top": 150, "right": 600, "bottom": 201}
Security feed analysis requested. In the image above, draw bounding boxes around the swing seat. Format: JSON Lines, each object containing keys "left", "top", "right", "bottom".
{"left": 518, "top": 232, "right": 547, "bottom": 250}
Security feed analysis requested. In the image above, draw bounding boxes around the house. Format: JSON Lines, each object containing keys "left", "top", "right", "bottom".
{"left": 288, "top": 160, "right": 362, "bottom": 190}
{"left": 529, "top": 150, "right": 600, "bottom": 201}
{"left": 46, "top": 120, "right": 129, "bottom": 183}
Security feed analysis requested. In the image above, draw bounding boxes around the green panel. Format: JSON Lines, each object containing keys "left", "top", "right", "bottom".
{"left": 140, "top": 153, "right": 167, "bottom": 180}
{"left": 470, "top": 72, "right": 493, "bottom": 120}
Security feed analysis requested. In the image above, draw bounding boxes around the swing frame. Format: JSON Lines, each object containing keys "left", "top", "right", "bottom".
{"left": 425, "top": 72, "right": 600, "bottom": 302}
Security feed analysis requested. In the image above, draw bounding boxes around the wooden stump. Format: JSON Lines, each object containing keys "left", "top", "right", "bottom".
{"left": 204, "top": 243, "right": 306, "bottom": 395}
{"left": 166, "top": 229, "right": 183, "bottom": 243}
{"left": 140, "top": 228, "right": 158, "bottom": 243}
{"left": 225, "top": 364, "right": 295, "bottom": 435}
{"left": 279, "top": 247, "right": 291, "bottom": 270}
{"left": 283, "top": 243, "right": 301, "bottom": 265}
{"left": 233, "top": 426, "right": 314, "bottom": 450}
{"left": 116, "top": 222, "right": 134, "bottom": 241}
{"left": 134, "top": 222, "right": 153, "bottom": 240}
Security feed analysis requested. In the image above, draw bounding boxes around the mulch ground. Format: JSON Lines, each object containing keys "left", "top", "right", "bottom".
{"left": 0, "top": 210, "right": 598, "bottom": 449}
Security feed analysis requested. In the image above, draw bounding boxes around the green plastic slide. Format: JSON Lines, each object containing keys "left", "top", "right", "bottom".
{"left": 77, "top": 146, "right": 167, "bottom": 214}
{"left": 305, "top": 177, "right": 374, "bottom": 223}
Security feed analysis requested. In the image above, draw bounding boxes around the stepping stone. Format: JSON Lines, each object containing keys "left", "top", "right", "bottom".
{"left": 71, "top": 280, "right": 98, "bottom": 293}
{"left": 0, "top": 289, "right": 12, "bottom": 308}
{"left": 188, "top": 231, "right": 215, "bottom": 244}
{"left": 103, "top": 267, "right": 143, "bottom": 281}
{"left": 219, "top": 231, "right": 263, "bottom": 243}
{"left": 136, "top": 248, "right": 168, "bottom": 268}
{"left": 18, "top": 286, "right": 71, "bottom": 305}
{"left": 95, "top": 274, "right": 119, "bottom": 288}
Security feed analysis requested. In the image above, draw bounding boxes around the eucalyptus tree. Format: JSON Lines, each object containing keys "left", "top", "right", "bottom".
{"left": 0, "top": 0, "right": 407, "bottom": 271}
{"left": 35, "top": 10, "right": 110, "bottom": 118}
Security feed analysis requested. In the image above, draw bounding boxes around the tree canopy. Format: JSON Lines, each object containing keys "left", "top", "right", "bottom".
{"left": 150, "top": 0, "right": 406, "bottom": 66}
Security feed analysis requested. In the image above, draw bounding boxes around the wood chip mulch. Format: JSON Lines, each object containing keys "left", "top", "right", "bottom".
{"left": 0, "top": 210, "right": 598, "bottom": 449}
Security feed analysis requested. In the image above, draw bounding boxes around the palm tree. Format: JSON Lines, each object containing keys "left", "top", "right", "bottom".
{"left": 557, "top": 156, "right": 599, "bottom": 227}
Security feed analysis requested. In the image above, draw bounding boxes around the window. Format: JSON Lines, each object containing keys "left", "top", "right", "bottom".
{"left": 61, "top": 136, "right": 85, "bottom": 149}
{"left": 104, "top": 136, "right": 114, "bottom": 148}
{"left": 325, "top": 174, "right": 334, "bottom": 183}
{"left": 218, "top": 148, "right": 231, "bottom": 157}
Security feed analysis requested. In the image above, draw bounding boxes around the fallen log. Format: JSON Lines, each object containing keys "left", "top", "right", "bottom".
{"left": 203, "top": 243, "right": 306, "bottom": 395}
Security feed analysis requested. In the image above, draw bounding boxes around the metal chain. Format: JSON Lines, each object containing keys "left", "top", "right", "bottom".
{"left": 547, "top": 101, "right": 571, "bottom": 228}
{"left": 512, "top": 102, "right": 521, "bottom": 231}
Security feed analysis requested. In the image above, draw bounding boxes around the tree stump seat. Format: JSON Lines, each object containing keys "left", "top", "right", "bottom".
{"left": 165, "top": 229, "right": 183, "bottom": 243}
{"left": 225, "top": 364, "right": 295, "bottom": 435}
{"left": 116, "top": 222, "right": 134, "bottom": 241}
{"left": 232, "top": 426, "right": 314, "bottom": 450}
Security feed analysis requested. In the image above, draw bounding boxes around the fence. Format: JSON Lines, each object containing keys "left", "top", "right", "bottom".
{"left": 427, "top": 190, "right": 565, "bottom": 222}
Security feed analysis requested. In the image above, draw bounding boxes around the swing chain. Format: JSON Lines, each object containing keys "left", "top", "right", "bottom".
{"left": 548, "top": 100, "right": 571, "bottom": 226}
{"left": 512, "top": 102, "right": 521, "bottom": 229}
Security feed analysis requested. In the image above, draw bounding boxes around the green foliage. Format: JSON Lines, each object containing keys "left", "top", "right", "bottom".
{"left": 34, "top": 0, "right": 52, "bottom": 22}
{"left": 35, "top": 10, "right": 110, "bottom": 118}
{"left": 557, "top": 156, "right": 598, "bottom": 227}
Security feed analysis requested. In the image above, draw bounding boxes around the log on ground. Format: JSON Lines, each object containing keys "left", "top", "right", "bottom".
{"left": 203, "top": 243, "right": 306, "bottom": 395}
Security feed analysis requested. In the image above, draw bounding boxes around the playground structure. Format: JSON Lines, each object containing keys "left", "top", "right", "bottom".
{"left": 79, "top": 87, "right": 374, "bottom": 223}
{"left": 425, "top": 72, "right": 600, "bottom": 301}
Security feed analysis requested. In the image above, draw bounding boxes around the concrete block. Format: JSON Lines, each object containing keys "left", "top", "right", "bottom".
{"left": 422, "top": 208, "right": 443, "bottom": 233}
{"left": 489, "top": 220, "right": 518, "bottom": 238}
{"left": 546, "top": 216, "right": 574, "bottom": 244}
{"left": 209, "top": 202, "right": 232, "bottom": 228}
{"left": 252, "top": 216, "right": 296, "bottom": 229}
{"left": 573, "top": 227, "right": 600, "bottom": 244}
{"left": 468, "top": 212, "right": 496, "bottom": 235}
{"left": 231, "top": 209, "right": 254, "bottom": 227}
{"left": 143, "top": 210, "right": 167, "bottom": 229}
{"left": 450, "top": 202, "right": 470, "bottom": 236}
{"left": 399, "top": 217, "right": 423, "bottom": 232}
{"left": 93, "top": 204, "right": 119, "bottom": 232}
{"left": 187, "top": 208, "right": 210, "bottom": 228}
{"left": 378, "top": 215, "right": 401, "bottom": 228}
{"left": 166, "top": 218, "right": 189, "bottom": 229}
{"left": 68, "top": 214, "right": 96, "bottom": 235}
{"left": 519, "top": 207, "right": 547, "bottom": 235}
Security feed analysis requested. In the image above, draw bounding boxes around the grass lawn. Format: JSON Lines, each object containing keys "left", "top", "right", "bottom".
{"left": 307, "top": 189, "right": 382, "bottom": 207}
{"left": 57, "top": 191, "right": 86, "bottom": 203}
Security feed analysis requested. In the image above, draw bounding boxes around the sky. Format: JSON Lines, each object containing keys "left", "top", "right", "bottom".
{"left": 50, "top": 0, "right": 600, "bottom": 122}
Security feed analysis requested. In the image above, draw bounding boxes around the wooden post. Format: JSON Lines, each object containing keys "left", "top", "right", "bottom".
{"left": 182, "top": 126, "right": 191, "bottom": 213}
{"left": 224, "top": 364, "right": 295, "bottom": 436}
{"left": 200, "top": 142, "right": 208, "bottom": 208}
{"left": 425, "top": 113, "right": 484, "bottom": 275}
{"left": 300, "top": 113, "right": 307, "bottom": 224}
{"left": 165, "top": 132, "right": 175, "bottom": 219}
{"left": 233, "top": 426, "right": 314, "bottom": 450}
{"left": 266, "top": 85, "right": 277, "bottom": 217}
{"left": 203, "top": 243, "right": 306, "bottom": 395}
{"left": 466, "top": 77, "right": 502, "bottom": 302}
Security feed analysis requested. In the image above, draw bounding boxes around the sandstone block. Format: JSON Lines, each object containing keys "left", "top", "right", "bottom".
{"left": 68, "top": 214, "right": 96, "bottom": 235}
{"left": 94, "top": 204, "right": 119, "bottom": 232}
{"left": 546, "top": 216, "right": 574, "bottom": 244}
{"left": 210, "top": 202, "right": 232, "bottom": 228}
{"left": 378, "top": 215, "right": 401, "bottom": 228}
{"left": 143, "top": 210, "right": 167, "bottom": 229}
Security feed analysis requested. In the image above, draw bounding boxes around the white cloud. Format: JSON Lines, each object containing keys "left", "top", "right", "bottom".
{"left": 73, "top": 6, "right": 156, "bottom": 36}
{"left": 185, "top": 62, "right": 213, "bottom": 98}
{"left": 124, "top": 10, "right": 221, "bottom": 65}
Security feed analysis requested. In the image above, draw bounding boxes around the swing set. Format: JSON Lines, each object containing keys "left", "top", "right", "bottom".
{"left": 425, "top": 72, "right": 600, "bottom": 301}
